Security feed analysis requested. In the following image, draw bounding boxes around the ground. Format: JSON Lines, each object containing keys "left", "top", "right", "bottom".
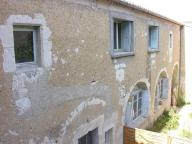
{"left": 169, "top": 104, "right": 192, "bottom": 139}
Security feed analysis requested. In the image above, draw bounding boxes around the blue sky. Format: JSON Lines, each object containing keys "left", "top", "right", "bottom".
{"left": 124, "top": 0, "right": 191, "bottom": 22}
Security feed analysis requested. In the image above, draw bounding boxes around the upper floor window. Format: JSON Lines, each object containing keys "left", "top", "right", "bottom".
{"left": 111, "top": 18, "right": 134, "bottom": 58}
{"left": 149, "top": 25, "right": 159, "bottom": 50}
{"left": 169, "top": 32, "right": 173, "bottom": 49}
{"left": 1, "top": 14, "right": 52, "bottom": 73}
{"left": 14, "top": 27, "right": 37, "bottom": 64}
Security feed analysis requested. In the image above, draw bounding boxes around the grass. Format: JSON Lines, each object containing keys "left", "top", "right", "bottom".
{"left": 148, "top": 109, "right": 179, "bottom": 133}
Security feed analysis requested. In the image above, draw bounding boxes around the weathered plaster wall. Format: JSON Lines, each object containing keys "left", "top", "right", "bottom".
{"left": 0, "top": 0, "right": 181, "bottom": 144}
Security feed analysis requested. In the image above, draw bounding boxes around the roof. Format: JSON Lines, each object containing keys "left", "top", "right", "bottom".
{"left": 111, "top": 0, "right": 182, "bottom": 26}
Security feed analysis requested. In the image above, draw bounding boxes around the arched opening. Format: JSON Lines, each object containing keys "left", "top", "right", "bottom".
{"left": 154, "top": 71, "right": 169, "bottom": 112}
{"left": 171, "top": 65, "right": 179, "bottom": 106}
{"left": 125, "top": 82, "right": 150, "bottom": 127}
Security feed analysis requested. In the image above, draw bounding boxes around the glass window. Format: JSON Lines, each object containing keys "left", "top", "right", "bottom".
{"left": 113, "top": 20, "right": 133, "bottom": 52}
{"left": 132, "top": 91, "right": 143, "bottom": 120}
{"left": 13, "top": 29, "right": 35, "bottom": 63}
{"left": 149, "top": 26, "right": 159, "bottom": 50}
{"left": 78, "top": 128, "right": 98, "bottom": 144}
{"left": 105, "top": 128, "right": 113, "bottom": 144}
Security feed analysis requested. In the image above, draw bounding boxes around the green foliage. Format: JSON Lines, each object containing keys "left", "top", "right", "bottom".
{"left": 165, "top": 109, "right": 179, "bottom": 130}
{"left": 176, "top": 95, "right": 186, "bottom": 108}
{"left": 180, "top": 129, "right": 192, "bottom": 139}
{"left": 176, "top": 86, "right": 186, "bottom": 108}
{"left": 148, "top": 109, "right": 179, "bottom": 133}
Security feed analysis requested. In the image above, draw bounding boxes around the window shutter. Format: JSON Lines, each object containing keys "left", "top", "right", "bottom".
{"left": 141, "top": 90, "right": 150, "bottom": 118}
{"left": 121, "top": 22, "right": 130, "bottom": 51}
{"left": 162, "top": 78, "right": 169, "bottom": 99}
{"left": 125, "top": 101, "right": 132, "bottom": 125}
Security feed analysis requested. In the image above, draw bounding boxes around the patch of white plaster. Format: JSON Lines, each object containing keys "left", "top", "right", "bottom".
{"left": 100, "top": 55, "right": 103, "bottom": 58}
{"left": 116, "top": 69, "right": 125, "bottom": 82}
{"left": 29, "top": 137, "right": 56, "bottom": 144}
{"left": 169, "top": 48, "right": 173, "bottom": 63}
{"left": 150, "top": 53, "right": 156, "bottom": 58}
{"left": 113, "top": 60, "right": 117, "bottom": 64}
{"left": 9, "top": 130, "right": 19, "bottom": 136}
{"left": 81, "top": 40, "right": 85, "bottom": 44}
{"left": 67, "top": 49, "right": 71, "bottom": 52}
{"left": 151, "top": 60, "right": 156, "bottom": 65}
{"left": 12, "top": 68, "right": 43, "bottom": 115}
{"left": 15, "top": 97, "right": 31, "bottom": 115}
{"left": 114, "top": 63, "right": 126, "bottom": 82}
{"left": 81, "top": 73, "right": 84, "bottom": 76}
{"left": 0, "top": 13, "right": 52, "bottom": 72}
{"left": 66, "top": 73, "right": 69, "bottom": 76}
{"left": 60, "top": 97, "right": 106, "bottom": 136}
{"left": 74, "top": 48, "right": 79, "bottom": 54}
{"left": 53, "top": 54, "right": 58, "bottom": 64}
{"left": 61, "top": 58, "right": 66, "bottom": 64}
{"left": 51, "top": 68, "right": 55, "bottom": 71}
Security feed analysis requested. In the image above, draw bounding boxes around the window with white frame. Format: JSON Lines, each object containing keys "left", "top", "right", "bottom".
{"left": 13, "top": 26, "right": 38, "bottom": 64}
{"left": 13, "top": 26, "right": 41, "bottom": 68}
{"left": 113, "top": 19, "right": 134, "bottom": 53}
{"left": 78, "top": 128, "right": 98, "bottom": 144}
{"left": 169, "top": 32, "right": 173, "bottom": 49}
{"left": 105, "top": 128, "right": 113, "bottom": 144}
{"left": 149, "top": 26, "right": 159, "bottom": 50}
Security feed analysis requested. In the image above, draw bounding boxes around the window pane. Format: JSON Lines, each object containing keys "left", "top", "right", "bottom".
{"left": 118, "top": 23, "right": 121, "bottom": 49}
{"left": 114, "top": 23, "right": 117, "bottom": 49}
{"left": 113, "top": 20, "right": 133, "bottom": 52}
{"left": 105, "top": 128, "right": 113, "bottom": 144}
{"left": 149, "top": 26, "right": 158, "bottom": 49}
{"left": 133, "top": 100, "right": 137, "bottom": 119}
{"left": 14, "top": 31, "right": 34, "bottom": 63}
{"left": 78, "top": 135, "right": 87, "bottom": 144}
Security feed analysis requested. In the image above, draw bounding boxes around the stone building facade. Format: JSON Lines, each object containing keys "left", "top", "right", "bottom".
{"left": 0, "top": 0, "right": 184, "bottom": 144}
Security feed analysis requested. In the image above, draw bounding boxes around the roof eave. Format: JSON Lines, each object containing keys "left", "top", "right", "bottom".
{"left": 111, "top": 0, "right": 183, "bottom": 26}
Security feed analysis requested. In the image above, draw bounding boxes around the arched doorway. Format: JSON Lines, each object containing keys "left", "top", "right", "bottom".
{"left": 154, "top": 71, "right": 169, "bottom": 112}
{"left": 171, "top": 65, "right": 179, "bottom": 106}
{"left": 125, "top": 82, "right": 150, "bottom": 127}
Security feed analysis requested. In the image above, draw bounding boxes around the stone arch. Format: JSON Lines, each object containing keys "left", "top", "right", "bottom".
{"left": 124, "top": 80, "right": 150, "bottom": 127}
{"left": 171, "top": 63, "right": 179, "bottom": 106}
{"left": 154, "top": 68, "right": 169, "bottom": 112}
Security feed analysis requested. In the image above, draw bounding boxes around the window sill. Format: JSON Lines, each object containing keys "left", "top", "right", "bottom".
{"left": 16, "top": 62, "right": 39, "bottom": 72}
{"left": 111, "top": 51, "right": 135, "bottom": 58}
{"left": 128, "top": 115, "right": 147, "bottom": 128}
{"left": 148, "top": 49, "right": 160, "bottom": 53}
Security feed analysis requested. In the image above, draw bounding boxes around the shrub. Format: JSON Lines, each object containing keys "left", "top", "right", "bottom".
{"left": 148, "top": 109, "right": 179, "bottom": 133}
